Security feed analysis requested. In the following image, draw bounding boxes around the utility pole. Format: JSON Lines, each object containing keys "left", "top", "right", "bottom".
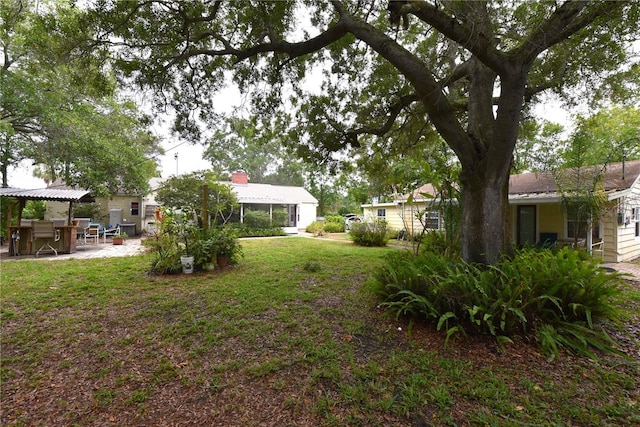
{"left": 174, "top": 152, "right": 179, "bottom": 176}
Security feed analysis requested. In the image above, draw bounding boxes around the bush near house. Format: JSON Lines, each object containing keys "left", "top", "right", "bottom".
{"left": 323, "top": 222, "right": 344, "bottom": 233}
{"left": 243, "top": 210, "right": 272, "bottom": 229}
{"left": 235, "top": 209, "right": 289, "bottom": 237}
{"left": 305, "top": 221, "right": 324, "bottom": 237}
{"left": 373, "top": 247, "right": 627, "bottom": 360}
{"left": 349, "top": 220, "right": 390, "bottom": 247}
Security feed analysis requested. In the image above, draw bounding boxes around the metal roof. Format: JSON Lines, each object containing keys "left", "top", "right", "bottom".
{"left": 0, "top": 187, "right": 95, "bottom": 203}
{"left": 229, "top": 183, "right": 318, "bottom": 205}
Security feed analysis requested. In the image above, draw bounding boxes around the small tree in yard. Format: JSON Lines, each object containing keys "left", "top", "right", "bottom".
{"left": 90, "top": 1, "right": 639, "bottom": 264}
{"left": 155, "top": 171, "right": 238, "bottom": 227}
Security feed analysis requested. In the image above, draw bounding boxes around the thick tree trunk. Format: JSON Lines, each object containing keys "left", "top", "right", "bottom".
{"left": 459, "top": 164, "right": 513, "bottom": 265}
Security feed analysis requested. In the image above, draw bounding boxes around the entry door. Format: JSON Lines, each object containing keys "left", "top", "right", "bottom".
{"left": 517, "top": 205, "right": 536, "bottom": 247}
{"left": 287, "top": 205, "right": 297, "bottom": 227}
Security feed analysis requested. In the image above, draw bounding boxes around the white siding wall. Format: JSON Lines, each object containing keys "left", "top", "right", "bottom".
{"left": 602, "top": 209, "right": 617, "bottom": 263}
{"left": 298, "top": 203, "right": 317, "bottom": 229}
{"left": 614, "top": 184, "right": 640, "bottom": 262}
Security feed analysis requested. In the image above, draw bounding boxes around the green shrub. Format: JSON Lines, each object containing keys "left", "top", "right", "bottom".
{"left": 144, "top": 208, "right": 244, "bottom": 273}
{"left": 325, "top": 215, "right": 344, "bottom": 224}
{"left": 243, "top": 210, "right": 272, "bottom": 230}
{"left": 306, "top": 221, "right": 324, "bottom": 236}
{"left": 211, "top": 225, "right": 243, "bottom": 264}
{"left": 235, "top": 227, "right": 287, "bottom": 238}
{"left": 349, "top": 220, "right": 389, "bottom": 247}
{"left": 22, "top": 200, "right": 46, "bottom": 220}
{"left": 144, "top": 232, "right": 182, "bottom": 274}
{"left": 272, "top": 209, "right": 288, "bottom": 227}
{"left": 373, "top": 247, "right": 626, "bottom": 359}
{"left": 187, "top": 227, "right": 218, "bottom": 270}
{"left": 324, "top": 222, "right": 345, "bottom": 233}
{"left": 420, "top": 230, "right": 461, "bottom": 259}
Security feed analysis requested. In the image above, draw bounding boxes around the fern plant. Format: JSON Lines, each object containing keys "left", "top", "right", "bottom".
{"left": 373, "top": 247, "right": 627, "bottom": 359}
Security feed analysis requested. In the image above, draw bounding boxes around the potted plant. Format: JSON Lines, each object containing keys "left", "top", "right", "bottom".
{"left": 174, "top": 212, "right": 198, "bottom": 274}
{"left": 112, "top": 232, "right": 128, "bottom": 245}
{"left": 213, "top": 226, "right": 243, "bottom": 267}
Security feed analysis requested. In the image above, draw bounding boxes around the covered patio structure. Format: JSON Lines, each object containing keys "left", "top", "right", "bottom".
{"left": 1, "top": 187, "right": 95, "bottom": 256}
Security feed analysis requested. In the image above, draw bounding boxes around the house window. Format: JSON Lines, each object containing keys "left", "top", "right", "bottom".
{"left": 377, "top": 208, "right": 386, "bottom": 219}
{"left": 130, "top": 201, "right": 139, "bottom": 216}
{"left": 424, "top": 210, "right": 440, "bottom": 230}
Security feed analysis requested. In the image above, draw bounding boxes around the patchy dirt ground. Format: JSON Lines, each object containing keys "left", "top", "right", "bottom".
{"left": 2, "top": 277, "right": 638, "bottom": 426}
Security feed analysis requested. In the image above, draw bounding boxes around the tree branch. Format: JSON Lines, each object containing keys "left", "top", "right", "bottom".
{"left": 346, "top": 93, "right": 420, "bottom": 143}
{"left": 513, "top": 1, "right": 623, "bottom": 65}
{"left": 330, "top": 1, "right": 474, "bottom": 165}
{"left": 407, "top": 1, "right": 510, "bottom": 75}
{"left": 183, "top": 20, "right": 350, "bottom": 64}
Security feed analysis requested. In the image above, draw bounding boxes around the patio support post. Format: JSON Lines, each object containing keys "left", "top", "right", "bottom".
{"left": 17, "top": 198, "right": 25, "bottom": 224}
{"left": 67, "top": 202, "right": 74, "bottom": 225}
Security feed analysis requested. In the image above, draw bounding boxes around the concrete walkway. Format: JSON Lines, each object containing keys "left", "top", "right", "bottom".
{"left": 0, "top": 237, "right": 146, "bottom": 261}
{"left": 601, "top": 262, "right": 640, "bottom": 282}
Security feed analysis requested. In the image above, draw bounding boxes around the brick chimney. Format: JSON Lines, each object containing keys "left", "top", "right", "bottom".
{"left": 231, "top": 171, "right": 248, "bottom": 185}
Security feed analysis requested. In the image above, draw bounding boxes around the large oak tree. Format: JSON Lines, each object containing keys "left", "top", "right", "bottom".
{"left": 90, "top": 1, "right": 639, "bottom": 263}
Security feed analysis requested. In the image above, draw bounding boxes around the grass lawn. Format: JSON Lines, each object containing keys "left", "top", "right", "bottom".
{"left": 1, "top": 237, "right": 638, "bottom": 426}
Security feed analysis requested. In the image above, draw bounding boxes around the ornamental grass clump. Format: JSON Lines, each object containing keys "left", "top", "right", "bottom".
{"left": 373, "top": 247, "right": 627, "bottom": 360}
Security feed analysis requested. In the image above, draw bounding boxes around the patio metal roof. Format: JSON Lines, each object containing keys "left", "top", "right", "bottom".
{"left": 0, "top": 187, "right": 95, "bottom": 203}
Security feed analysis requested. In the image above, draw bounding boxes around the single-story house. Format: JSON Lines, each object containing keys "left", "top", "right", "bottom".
{"left": 361, "top": 183, "right": 447, "bottom": 233}
{"left": 362, "top": 160, "right": 640, "bottom": 262}
{"left": 509, "top": 160, "right": 640, "bottom": 262}
{"left": 41, "top": 172, "right": 317, "bottom": 235}
{"left": 44, "top": 181, "right": 145, "bottom": 236}
{"left": 224, "top": 171, "right": 318, "bottom": 233}
{"left": 143, "top": 172, "right": 318, "bottom": 234}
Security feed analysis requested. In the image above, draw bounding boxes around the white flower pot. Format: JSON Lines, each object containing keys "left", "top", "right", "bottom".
{"left": 180, "top": 256, "right": 194, "bottom": 274}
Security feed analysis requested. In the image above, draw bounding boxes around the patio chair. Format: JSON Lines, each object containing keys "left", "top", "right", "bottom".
{"left": 31, "top": 220, "right": 60, "bottom": 257}
{"left": 74, "top": 218, "right": 91, "bottom": 249}
{"left": 85, "top": 223, "right": 102, "bottom": 245}
{"left": 103, "top": 224, "right": 121, "bottom": 242}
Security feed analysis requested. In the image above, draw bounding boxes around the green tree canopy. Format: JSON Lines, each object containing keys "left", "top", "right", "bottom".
{"left": 155, "top": 170, "right": 238, "bottom": 226}
{"left": 559, "top": 106, "right": 640, "bottom": 168}
{"left": 0, "top": 0, "right": 162, "bottom": 195}
{"left": 204, "top": 116, "right": 305, "bottom": 186}
{"left": 89, "top": 1, "right": 640, "bottom": 263}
